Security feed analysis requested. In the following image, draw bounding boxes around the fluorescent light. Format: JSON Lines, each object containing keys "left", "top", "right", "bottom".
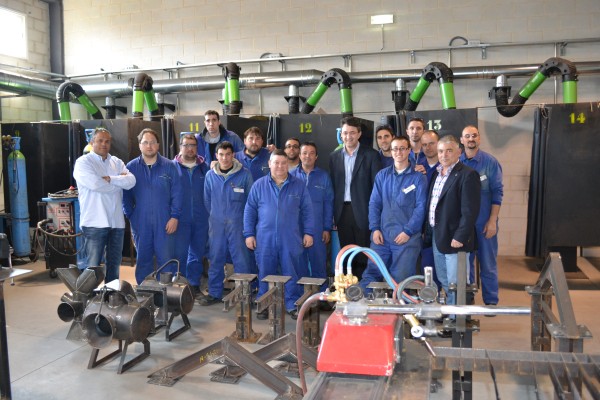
{"left": 371, "top": 14, "right": 394, "bottom": 25}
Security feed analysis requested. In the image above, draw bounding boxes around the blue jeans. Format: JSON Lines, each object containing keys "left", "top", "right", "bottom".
{"left": 432, "top": 230, "right": 470, "bottom": 306}
{"left": 82, "top": 227, "right": 125, "bottom": 283}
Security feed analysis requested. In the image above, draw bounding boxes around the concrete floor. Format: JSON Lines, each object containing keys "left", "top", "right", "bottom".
{"left": 2, "top": 255, "right": 600, "bottom": 399}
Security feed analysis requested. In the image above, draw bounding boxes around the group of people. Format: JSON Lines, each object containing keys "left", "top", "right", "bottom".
{"left": 73, "top": 111, "right": 503, "bottom": 321}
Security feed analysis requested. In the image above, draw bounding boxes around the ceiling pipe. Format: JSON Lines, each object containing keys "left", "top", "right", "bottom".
{"left": 1, "top": 63, "right": 600, "bottom": 101}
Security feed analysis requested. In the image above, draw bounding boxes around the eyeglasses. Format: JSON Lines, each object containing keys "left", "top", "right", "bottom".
{"left": 391, "top": 147, "right": 409, "bottom": 152}
{"left": 180, "top": 144, "right": 197, "bottom": 148}
{"left": 140, "top": 141, "right": 158, "bottom": 146}
{"left": 463, "top": 133, "right": 479, "bottom": 139}
{"left": 285, "top": 144, "right": 300, "bottom": 149}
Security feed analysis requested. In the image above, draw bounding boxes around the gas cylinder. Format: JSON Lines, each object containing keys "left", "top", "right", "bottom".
{"left": 7, "top": 136, "right": 31, "bottom": 257}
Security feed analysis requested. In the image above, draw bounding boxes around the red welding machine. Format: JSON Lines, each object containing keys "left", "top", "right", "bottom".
{"left": 317, "top": 311, "right": 399, "bottom": 376}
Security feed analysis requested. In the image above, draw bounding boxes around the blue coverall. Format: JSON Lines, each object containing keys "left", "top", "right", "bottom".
{"left": 194, "top": 126, "right": 244, "bottom": 164}
{"left": 379, "top": 150, "right": 394, "bottom": 168}
{"left": 460, "top": 149, "right": 503, "bottom": 305}
{"left": 234, "top": 147, "right": 270, "bottom": 182}
{"left": 360, "top": 163, "right": 427, "bottom": 290}
{"left": 123, "top": 154, "right": 183, "bottom": 284}
{"left": 290, "top": 165, "right": 334, "bottom": 289}
{"left": 173, "top": 154, "right": 209, "bottom": 287}
{"left": 204, "top": 159, "right": 256, "bottom": 299}
{"left": 243, "top": 174, "right": 314, "bottom": 311}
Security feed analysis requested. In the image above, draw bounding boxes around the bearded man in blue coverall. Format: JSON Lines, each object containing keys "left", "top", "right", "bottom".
{"left": 460, "top": 125, "right": 503, "bottom": 305}
{"left": 244, "top": 150, "right": 314, "bottom": 319}
{"left": 360, "top": 136, "right": 428, "bottom": 290}
{"left": 123, "top": 128, "right": 183, "bottom": 284}
{"left": 201, "top": 141, "right": 256, "bottom": 306}
{"left": 234, "top": 126, "right": 270, "bottom": 181}
{"left": 195, "top": 110, "right": 244, "bottom": 166}
{"left": 173, "top": 133, "right": 209, "bottom": 297}
{"left": 290, "top": 142, "right": 334, "bottom": 291}
{"left": 376, "top": 125, "right": 395, "bottom": 168}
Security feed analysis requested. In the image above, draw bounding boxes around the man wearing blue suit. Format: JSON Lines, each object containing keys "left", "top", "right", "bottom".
{"left": 329, "top": 117, "right": 381, "bottom": 279}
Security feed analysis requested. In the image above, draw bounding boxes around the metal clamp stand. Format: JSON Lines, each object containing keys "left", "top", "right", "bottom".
{"left": 88, "top": 338, "right": 151, "bottom": 374}
{"left": 444, "top": 252, "right": 479, "bottom": 400}
{"left": 296, "top": 277, "right": 326, "bottom": 347}
{"left": 256, "top": 275, "right": 291, "bottom": 345}
{"left": 223, "top": 273, "right": 261, "bottom": 343}
{"left": 148, "top": 333, "right": 316, "bottom": 399}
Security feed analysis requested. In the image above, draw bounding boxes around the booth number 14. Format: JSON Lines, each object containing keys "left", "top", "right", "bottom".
{"left": 569, "top": 113, "right": 586, "bottom": 124}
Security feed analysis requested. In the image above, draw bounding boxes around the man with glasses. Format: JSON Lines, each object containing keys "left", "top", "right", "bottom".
{"left": 173, "top": 134, "right": 209, "bottom": 297}
{"left": 359, "top": 136, "right": 427, "bottom": 290}
{"left": 460, "top": 125, "right": 503, "bottom": 306}
{"left": 74, "top": 127, "right": 136, "bottom": 283}
{"left": 407, "top": 117, "right": 427, "bottom": 164}
{"left": 329, "top": 117, "right": 381, "bottom": 279}
{"left": 196, "top": 110, "right": 244, "bottom": 166}
{"left": 235, "top": 127, "right": 270, "bottom": 181}
{"left": 123, "top": 128, "right": 183, "bottom": 283}
{"left": 284, "top": 137, "right": 301, "bottom": 171}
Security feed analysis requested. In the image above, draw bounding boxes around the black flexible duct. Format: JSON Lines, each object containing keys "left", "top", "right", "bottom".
{"left": 224, "top": 62, "right": 242, "bottom": 115}
{"left": 300, "top": 68, "right": 352, "bottom": 114}
{"left": 494, "top": 57, "right": 578, "bottom": 118}
{"left": 56, "top": 81, "right": 103, "bottom": 119}
{"left": 404, "top": 62, "right": 454, "bottom": 111}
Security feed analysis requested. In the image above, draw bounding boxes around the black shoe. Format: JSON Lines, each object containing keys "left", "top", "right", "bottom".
{"left": 484, "top": 303, "right": 497, "bottom": 317}
{"left": 256, "top": 309, "right": 269, "bottom": 320}
{"left": 288, "top": 309, "right": 299, "bottom": 320}
{"left": 198, "top": 294, "right": 222, "bottom": 306}
{"left": 190, "top": 285, "right": 201, "bottom": 298}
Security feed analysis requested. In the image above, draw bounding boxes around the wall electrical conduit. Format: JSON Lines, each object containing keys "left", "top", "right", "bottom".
{"left": 492, "top": 57, "right": 578, "bottom": 118}
{"left": 404, "top": 62, "right": 456, "bottom": 111}
{"left": 301, "top": 68, "right": 353, "bottom": 117}
{"left": 56, "top": 81, "right": 103, "bottom": 122}
{"left": 132, "top": 73, "right": 161, "bottom": 121}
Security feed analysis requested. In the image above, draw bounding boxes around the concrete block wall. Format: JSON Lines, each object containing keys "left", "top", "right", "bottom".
{"left": 5, "top": 0, "right": 600, "bottom": 256}
{"left": 0, "top": 0, "right": 53, "bottom": 123}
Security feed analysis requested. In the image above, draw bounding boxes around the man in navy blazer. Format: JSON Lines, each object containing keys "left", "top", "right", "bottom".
{"left": 427, "top": 134, "right": 480, "bottom": 305}
{"left": 329, "top": 117, "right": 382, "bottom": 278}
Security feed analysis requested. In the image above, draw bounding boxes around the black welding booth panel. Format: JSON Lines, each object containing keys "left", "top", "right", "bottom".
{"left": 404, "top": 109, "right": 478, "bottom": 139}
{"left": 526, "top": 104, "right": 600, "bottom": 258}
{"left": 1, "top": 123, "right": 73, "bottom": 226}
{"left": 77, "top": 119, "right": 162, "bottom": 164}
{"left": 173, "top": 115, "right": 270, "bottom": 154}
{"left": 274, "top": 114, "right": 375, "bottom": 172}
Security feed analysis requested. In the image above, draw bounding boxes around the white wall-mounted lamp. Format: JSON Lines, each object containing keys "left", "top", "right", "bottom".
{"left": 371, "top": 14, "right": 394, "bottom": 50}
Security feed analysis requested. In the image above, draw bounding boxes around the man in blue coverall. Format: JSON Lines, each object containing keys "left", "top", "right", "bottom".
{"left": 407, "top": 117, "right": 427, "bottom": 165}
{"left": 460, "top": 125, "right": 503, "bottom": 305}
{"left": 173, "top": 133, "right": 209, "bottom": 297}
{"left": 196, "top": 110, "right": 244, "bottom": 166}
{"left": 375, "top": 125, "right": 395, "bottom": 168}
{"left": 290, "top": 142, "right": 334, "bottom": 291}
{"left": 123, "top": 128, "right": 183, "bottom": 284}
{"left": 201, "top": 141, "right": 256, "bottom": 306}
{"left": 244, "top": 150, "right": 314, "bottom": 319}
{"left": 234, "top": 126, "right": 270, "bottom": 181}
{"left": 360, "top": 136, "right": 428, "bottom": 290}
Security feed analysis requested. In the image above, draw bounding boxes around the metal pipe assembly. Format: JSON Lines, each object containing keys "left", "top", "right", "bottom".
{"left": 301, "top": 68, "right": 353, "bottom": 117}
{"left": 492, "top": 57, "right": 578, "bottom": 117}
{"left": 56, "top": 81, "right": 103, "bottom": 121}
{"left": 131, "top": 72, "right": 160, "bottom": 120}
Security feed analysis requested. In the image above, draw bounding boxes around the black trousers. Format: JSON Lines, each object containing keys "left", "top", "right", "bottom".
{"left": 337, "top": 203, "right": 371, "bottom": 280}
